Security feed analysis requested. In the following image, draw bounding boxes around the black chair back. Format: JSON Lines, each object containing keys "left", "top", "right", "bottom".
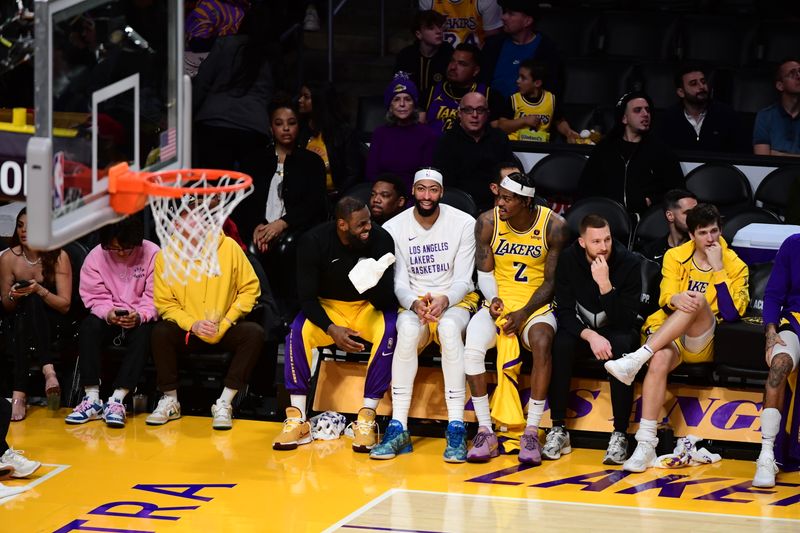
{"left": 528, "top": 152, "right": 587, "bottom": 196}
{"left": 685, "top": 163, "right": 753, "bottom": 215}
{"left": 440, "top": 187, "right": 479, "bottom": 218}
{"left": 635, "top": 252, "right": 662, "bottom": 323}
{"left": 342, "top": 182, "right": 373, "bottom": 206}
{"left": 755, "top": 166, "right": 800, "bottom": 217}
{"left": 632, "top": 205, "right": 668, "bottom": 250}
{"left": 564, "top": 197, "right": 633, "bottom": 246}
{"left": 721, "top": 207, "right": 782, "bottom": 243}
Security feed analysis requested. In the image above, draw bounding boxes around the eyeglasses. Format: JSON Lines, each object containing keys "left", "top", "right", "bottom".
{"left": 782, "top": 67, "right": 800, "bottom": 79}
{"left": 459, "top": 106, "right": 489, "bottom": 116}
{"left": 103, "top": 245, "right": 135, "bottom": 254}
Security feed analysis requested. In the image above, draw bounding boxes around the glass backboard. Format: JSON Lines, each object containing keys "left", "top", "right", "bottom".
{"left": 27, "top": 0, "right": 188, "bottom": 249}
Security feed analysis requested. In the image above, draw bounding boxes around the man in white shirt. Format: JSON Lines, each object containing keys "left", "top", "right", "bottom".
{"left": 371, "top": 168, "right": 477, "bottom": 463}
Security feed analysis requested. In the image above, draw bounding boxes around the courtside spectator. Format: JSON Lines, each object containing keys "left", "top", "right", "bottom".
{"left": 366, "top": 74, "right": 438, "bottom": 194}
{"left": 659, "top": 65, "right": 745, "bottom": 153}
{"left": 417, "top": 0, "right": 502, "bottom": 48}
{"left": 753, "top": 59, "right": 800, "bottom": 157}
{"left": 66, "top": 217, "right": 159, "bottom": 428}
{"left": 370, "top": 175, "right": 408, "bottom": 225}
{"left": 579, "top": 91, "right": 684, "bottom": 217}
{"left": 185, "top": 0, "right": 250, "bottom": 76}
{"left": 639, "top": 189, "right": 698, "bottom": 264}
{"left": 394, "top": 10, "right": 454, "bottom": 98}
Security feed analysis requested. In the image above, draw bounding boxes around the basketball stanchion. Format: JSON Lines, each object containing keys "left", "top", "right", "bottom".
{"left": 108, "top": 162, "right": 253, "bottom": 284}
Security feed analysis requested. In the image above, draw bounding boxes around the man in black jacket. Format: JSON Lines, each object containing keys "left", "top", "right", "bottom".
{"left": 658, "top": 65, "right": 745, "bottom": 153}
{"left": 273, "top": 197, "right": 398, "bottom": 454}
{"left": 578, "top": 91, "right": 685, "bottom": 218}
{"left": 394, "top": 10, "right": 454, "bottom": 99}
{"left": 546, "top": 214, "right": 642, "bottom": 465}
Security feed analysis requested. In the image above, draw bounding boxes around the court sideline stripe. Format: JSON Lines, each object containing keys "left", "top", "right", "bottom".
{"left": 0, "top": 464, "right": 70, "bottom": 505}
{"left": 322, "top": 488, "right": 399, "bottom": 533}
{"left": 400, "top": 488, "right": 800, "bottom": 524}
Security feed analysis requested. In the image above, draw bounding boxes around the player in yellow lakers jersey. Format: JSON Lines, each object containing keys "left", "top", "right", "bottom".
{"left": 463, "top": 171, "right": 569, "bottom": 464}
{"left": 605, "top": 204, "right": 749, "bottom": 473}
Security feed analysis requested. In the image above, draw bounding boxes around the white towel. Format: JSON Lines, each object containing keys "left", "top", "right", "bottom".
{"left": 655, "top": 434, "right": 722, "bottom": 468}
{"left": 348, "top": 252, "right": 395, "bottom": 294}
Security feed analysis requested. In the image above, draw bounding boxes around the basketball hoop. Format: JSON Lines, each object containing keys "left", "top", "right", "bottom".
{"left": 108, "top": 162, "right": 253, "bottom": 284}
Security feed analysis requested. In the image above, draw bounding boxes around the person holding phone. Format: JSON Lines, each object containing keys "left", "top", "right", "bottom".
{"left": 65, "top": 217, "right": 159, "bottom": 428}
{"left": 0, "top": 208, "right": 72, "bottom": 422}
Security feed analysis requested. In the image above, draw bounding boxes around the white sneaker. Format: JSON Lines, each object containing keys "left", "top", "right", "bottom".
{"left": 752, "top": 455, "right": 778, "bottom": 488}
{"left": 145, "top": 395, "right": 181, "bottom": 426}
{"left": 605, "top": 351, "right": 648, "bottom": 386}
{"left": 303, "top": 4, "right": 320, "bottom": 31}
{"left": 623, "top": 440, "right": 657, "bottom": 472}
{"left": 211, "top": 400, "right": 233, "bottom": 431}
{"left": 0, "top": 448, "right": 41, "bottom": 478}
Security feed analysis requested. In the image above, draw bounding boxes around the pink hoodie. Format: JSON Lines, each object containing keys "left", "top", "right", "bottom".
{"left": 79, "top": 240, "right": 160, "bottom": 323}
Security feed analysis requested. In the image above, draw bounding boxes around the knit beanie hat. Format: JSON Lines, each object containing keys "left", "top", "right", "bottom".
{"left": 384, "top": 72, "right": 419, "bottom": 109}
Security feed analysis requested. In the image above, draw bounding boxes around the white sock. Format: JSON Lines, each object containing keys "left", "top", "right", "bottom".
{"left": 84, "top": 385, "right": 100, "bottom": 402}
{"left": 219, "top": 387, "right": 237, "bottom": 405}
{"left": 526, "top": 399, "right": 546, "bottom": 429}
{"left": 391, "top": 385, "right": 413, "bottom": 430}
{"left": 445, "top": 387, "right": 466, "bottom": 423}
{"left": 290, "top": 395, "right": 307, "bottom": 420}
{"left": 760, "top": 407, "right": 781, "bottom": 459}
{"left": 164, "top": 390, "right": 178, "bottom": 401}
{"left": 472, "top": 394, "right": 493, "bottom": 432}
{"left": 363, "top": 397, "right": 379, "bottom": 410}
{"left": 111, "top": 388, "right": 128, "bottom": 403}
{"left": 631, "top": 344, "right": 654, "bottom": 360}
{"left": 636, "top": 418, "right": 658, "bottom": 443}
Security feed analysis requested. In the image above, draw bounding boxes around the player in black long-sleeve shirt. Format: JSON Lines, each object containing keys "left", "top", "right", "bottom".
{"left": 546, "top": 215, "right": 642, "bottom": 466}
{"left": 274, "top": 197, "right": 398, "bottom": 453}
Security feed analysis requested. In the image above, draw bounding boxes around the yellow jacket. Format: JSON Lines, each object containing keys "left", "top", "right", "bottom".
{"left": 643, "top": 237, "right": 749, "bottom": 333}
{"left": 154, "top": 234, "right": 260, "bottom": 344}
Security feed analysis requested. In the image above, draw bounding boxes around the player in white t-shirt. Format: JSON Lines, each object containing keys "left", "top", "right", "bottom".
{"left": 371, "top": 168, "right": 477, "bottom": 463}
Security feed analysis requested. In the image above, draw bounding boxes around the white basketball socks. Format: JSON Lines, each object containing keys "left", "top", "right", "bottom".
{"left": 636, "top": 418, "right": 658, "bottom": 443}
{"left": 472, "top": 394, "right": 493, "bottom": 431}
{"left": 85, "top": 385, "right": 100, "bottom": 402}
{"left": 760, "top": 408, "right": 781, "bottom": 459}
{"left": 290, "top": 394, "right": 307, "bottom": 420}
{"left": 527, "top": 399, "right": 546, "bottom": 429}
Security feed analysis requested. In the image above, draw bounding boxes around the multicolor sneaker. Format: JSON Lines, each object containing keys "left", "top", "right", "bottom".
{"left": 443, "top": 420, "right": 467, "bottom": 463}
{"left": 103, "top": 399, "right": 127, "bottom": 428}
{"left": 272, "top": 407, "right": 312, "bottom": 450}
{"left": 0, "top": 448, "right": 41, "bottom": 478}
{"left": 351, "top": 407, "right": 378, "bottom": 453}
{"left": 65, "top": 396, "right": 104, "bottom": 425}
{"left": 369, "top": 420, "right": 412, "bottom": 460}
{"left": 518, "top": 427, "right": 543, "bottom": 465}
{"left": 603, "top": 431, "right": 629, "bottom": 465}
{"left": 466, "top": 428, "right": 499, "bottom": 463}
{"left": 542, "top": 426, "right": 571, "bottom": 460}
{"left": 145, "top": 395, "right": 181, "bottom": 426}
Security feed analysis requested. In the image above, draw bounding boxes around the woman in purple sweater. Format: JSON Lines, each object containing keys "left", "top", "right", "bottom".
{"left": 366, "top": 73, "right": 438, "bottom": 195}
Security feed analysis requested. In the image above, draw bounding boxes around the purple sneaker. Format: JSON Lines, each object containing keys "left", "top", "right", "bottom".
{"left": 518, "top": 428, "right": 542, "bottom": 465}
{"left": 466, "top": 429, "right": 499, "bottom": 463}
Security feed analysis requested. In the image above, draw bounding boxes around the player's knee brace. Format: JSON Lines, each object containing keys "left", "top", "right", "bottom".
{"left": 438, "top": 317, "right": 464, "bottom": 362}
{"left": 464, "top": 347, "right": 486, "bottom": 375}
{"left": 395, "top": 313, "right": 423, "bottom": 360}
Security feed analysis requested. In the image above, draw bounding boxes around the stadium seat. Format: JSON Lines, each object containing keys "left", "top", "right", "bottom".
{"left": 715, "top": 261, "right": 772, "bottom": 384}
{"left": 630, "top": 62, "right": 681, "bottom": 111}
{"left": 535, "top": 9, "right": 600, "bottom": 59}
{"left": 562, "top": 60, "right": 634, "bottom": 108}
{"left": 599, "top": 11, "right": 679, "bottom": 61}
{"left": 342, "top": 182, "right": 373, "bottom": 206}
{"left": 757, "top": 19, "right": 800, "bottom": 65}
{"left": 564, "top": 197, "right": 633, "bottom": 246}
{"left": 685, "top": 163, "right": 753, "bottom": 216}
{"left": 755, "top": 165, "right": 800, "bottom": 218}
{"left": 729, "top": 68, "right": 775, "bottom": 114}
{"left": 679, "top": 14, "right": 756, "bottom": 67}
{"left": 632, "top": 205, "right": 668, "bottom": 252}
{"left": 355, "top": 95, "right": 386, "bottom": 143}
{"left": 721, "top": 207, "right": 782, "bottom": 243}
{"left": 636, "top": 252, "right": 662, "bottom": 324}
{"left": 440, "top": 187, "right": 478, "bottom": 218}
{"left": 528, "top": 152, "right": 587, "bottom": 197}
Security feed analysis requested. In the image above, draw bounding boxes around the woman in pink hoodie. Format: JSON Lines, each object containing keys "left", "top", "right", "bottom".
{"left": 65, "top": 217, "right": 160, "bottom": 428}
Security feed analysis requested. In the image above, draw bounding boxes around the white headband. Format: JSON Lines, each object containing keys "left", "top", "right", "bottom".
{"left": 500, "top": 176, "right": 536, "bottom": 197}
{"left": 413, "top": 168, "right": 443, "bottom": 186}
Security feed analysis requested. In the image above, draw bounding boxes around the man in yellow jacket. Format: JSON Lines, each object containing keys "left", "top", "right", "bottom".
{"left": 147, "top": 232, "right": 262, "bottom": 430}
{"left": 606, "top": 203, "right": 749, "bottom": 472}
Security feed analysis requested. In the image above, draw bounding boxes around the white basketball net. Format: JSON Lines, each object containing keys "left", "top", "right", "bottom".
{"left": 148, "top": 171, "right": 252, "bottom": 284}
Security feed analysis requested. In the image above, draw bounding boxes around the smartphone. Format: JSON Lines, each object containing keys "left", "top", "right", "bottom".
{"left": 115, "top": 309, "right": 129, "bottom": 316}
{"left": 14, "top": 280, "right": 31, "bottom": 288}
